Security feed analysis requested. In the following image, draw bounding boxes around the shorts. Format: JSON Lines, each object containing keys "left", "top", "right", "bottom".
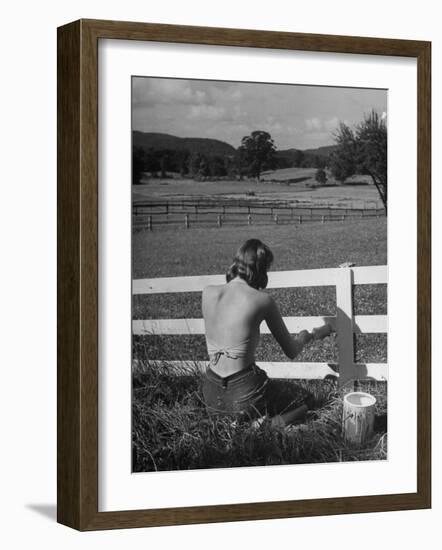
{"left": 201, "top": 363, "right": 307, "bottom": 420}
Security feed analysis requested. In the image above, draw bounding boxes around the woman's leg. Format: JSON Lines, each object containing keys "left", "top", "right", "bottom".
{"left": 262, "top": 379, "right": 312, "bottom": 427}
{"left": 271, "top": 403, "right": 308, "bottom": 428}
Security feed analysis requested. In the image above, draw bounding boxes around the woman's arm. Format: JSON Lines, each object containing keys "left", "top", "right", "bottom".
{"left": 263, "top": 296, "right": 312, "bottom": 359}
{"left": 263, "top": 296, "right": 333, "bottom": 359}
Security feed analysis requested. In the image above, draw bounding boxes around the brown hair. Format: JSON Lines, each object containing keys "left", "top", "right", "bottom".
{"left": 226, "top": 239, "right": 274, "bottom": 290}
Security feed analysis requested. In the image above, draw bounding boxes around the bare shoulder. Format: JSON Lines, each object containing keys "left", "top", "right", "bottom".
{"left": 202, "top": 283, "right": 221, "bottom": 294}
{"left": 258, "top": 291, "right": 276, "bottom": 312}
{"left": 243, "top": 289, "right": 275, "bottom": 317}
{"left": 202, "top": 284, "right": 222, "bottom": 300}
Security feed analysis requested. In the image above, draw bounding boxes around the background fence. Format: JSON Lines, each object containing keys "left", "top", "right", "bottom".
{"left": 133, "top": 265, "right": 388, "bottom": 386}
{"left": 133, "top": 199, "right": 385, "bottom": 230}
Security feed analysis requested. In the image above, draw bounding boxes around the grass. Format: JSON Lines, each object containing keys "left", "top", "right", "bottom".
{"left": 132, "top": 360, "right": 387, "bottom": 472}
{"left": 133, "top": 217, "right": 387, "bottom": 278}
{"left": 132, "top": 216, "right": 387, "bottom": 471}
{"left": 133, "top": 169, "right": 382, "bottom": 209}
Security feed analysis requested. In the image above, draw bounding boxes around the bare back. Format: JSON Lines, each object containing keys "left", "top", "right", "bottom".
{"left": 202, "top": 278, "right": 267, "bottom": 376}
{"left": 202, "top": 277, "right": 298, "bottom": 376}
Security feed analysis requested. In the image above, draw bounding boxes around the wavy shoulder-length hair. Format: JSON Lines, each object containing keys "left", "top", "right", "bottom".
{"left": 226, "top": 239, "right": 274, "bottom": 290}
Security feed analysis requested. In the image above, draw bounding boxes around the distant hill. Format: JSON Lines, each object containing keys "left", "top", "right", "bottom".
{"left": 134, "top": 131, "right": 336, "bottom": 159}
{"left": 277, "top": 144, "right": 337, "bottom": 158}
{"left": 133, "top": 131, "right": 236, "bottom": 157}
{"left": 301, "top": 145, "right": 338, "bottom": 157}
{"left": 275, "top": 144, "right": 337, "bottom": 169}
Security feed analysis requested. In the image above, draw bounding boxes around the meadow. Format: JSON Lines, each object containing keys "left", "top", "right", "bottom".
{"left": 132, "top": 217, "right": 388, "bottom": 472}
{"left": 133, "top": 168, "right": 382, "bottom": 209}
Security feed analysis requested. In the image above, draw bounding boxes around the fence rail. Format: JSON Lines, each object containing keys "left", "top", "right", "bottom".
{"left": 133, "top": 196, "right": 383, "bottom": 210}
{"left": 133, "top": 200, "right": 385, "bottom": 230}
{"left": 132, "top": 265, "right": 388, "bottom": 385}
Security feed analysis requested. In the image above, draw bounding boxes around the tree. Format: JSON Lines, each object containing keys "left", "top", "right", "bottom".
{"left": 132, "top": 147, "right": 146, "bottom": 185}
{"left": 208, "top": 155, "right": 227, "bottom": 178}
{"left": 292, "top": 149, "right": 305, "bottom": 167}
{"left": 198, "top": 156, "right": 210, "bottom": 179}
{"left": 315, "top": 168, "right": 328, "bottom": 185}
{"left": 144, "top": 147, "right": 160, "bottom": 177}
{"left": 355, "top": 111, "right": 387, "bottom": 211}
{"left": 313, "top": 155, "right": 327, "bottom": 169}
{"left": 329, "top": 122, "right": 357, "bottom": 184}
{"left": 235, "top": 147, "right": 248, "bottom": 180}
{"left": 330, "top": 111, "right": 387, "bottom": 212}
{"left": 224, "top": 156, "right": 237, "bottom": 179}
{"left": 160, "top": 155, "right": 167, "bottom": 178}
{"left": 179, "top": 153, "right": 189, "bottom": 177}
{"left": 187, "top": 152, "right": 202, "bottom": 178}
{"left": 238, "top": 130, "right": 276, "bottom": 181}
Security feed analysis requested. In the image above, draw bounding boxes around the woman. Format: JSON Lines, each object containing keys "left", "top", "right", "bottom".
{"left": 201, "top": 238, "right": 332, "bottom": 427}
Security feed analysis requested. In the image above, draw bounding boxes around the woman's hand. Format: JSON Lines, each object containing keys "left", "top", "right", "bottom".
{"left": 311, "top": 324, "right": 333, "bottom": 340}
{"left": 298, "top": 329, "right": 313, "bottom": 345}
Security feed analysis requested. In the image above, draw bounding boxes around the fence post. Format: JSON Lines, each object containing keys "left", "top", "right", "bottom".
{"left": 274, "top": 214, "right": 279, "bottom": 224}
{"left": 321, "top": 215, "right": 325, "bottom": 224}
{"left": 248, "top": 214, "right": 252, "bottom": 225}
{"left": 217, "top": 214, "right": 222, "bottom": 228}
{"left": 147, "top": 215, "right": 152, "bottom": 231}
{"left": 185, "top": 214, "right": 189, "bottom": 229}
{"left": 299, "top": 215, "right": 302, "bottom": 225}
{"left": 336, "top": 267, "right": 356, "bottom": 387}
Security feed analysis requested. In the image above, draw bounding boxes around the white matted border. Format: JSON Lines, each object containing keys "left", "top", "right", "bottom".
{"left": 98, "top": 39, "right": 417, "bottom": 512}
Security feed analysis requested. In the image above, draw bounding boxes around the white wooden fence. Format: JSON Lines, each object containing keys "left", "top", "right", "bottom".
{"left": 133, "top": 265, "right": 388, "bottom": 386}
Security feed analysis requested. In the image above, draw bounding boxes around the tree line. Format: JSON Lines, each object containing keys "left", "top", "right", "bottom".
{"left": 133, "top": 131, "right": 274, "bottom": 183}
{"left": 133, "top": 130, "right": 328, "bottom": 184}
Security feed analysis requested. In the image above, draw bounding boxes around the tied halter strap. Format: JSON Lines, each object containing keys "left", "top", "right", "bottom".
{"left": 206, "top": 338, "right": 253, "bottom": 366}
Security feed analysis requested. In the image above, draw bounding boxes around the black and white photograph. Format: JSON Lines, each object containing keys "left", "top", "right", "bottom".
{"left": 131, "top": 76, "right": 388, "bottom": 473}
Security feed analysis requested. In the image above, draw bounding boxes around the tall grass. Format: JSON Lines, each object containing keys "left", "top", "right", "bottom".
{"left": 132, "top": 356, "right": 387, "bottom": 473}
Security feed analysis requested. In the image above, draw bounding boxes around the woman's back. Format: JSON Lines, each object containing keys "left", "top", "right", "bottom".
{"left": 202, "top": 278, "right": 267, "bottom": 376}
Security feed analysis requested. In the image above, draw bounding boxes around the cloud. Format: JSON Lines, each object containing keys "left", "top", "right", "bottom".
{"left": 209, "top": 83, "right": 243, "bottom": 103}
{"left": 132, "top": 77, "right": 387, "bottom": 149}
{"left": 187, "top": 105, "right": 226, "bottom": 120}
{"left": 305, "top": 117, "right": 322, "bottom": 132}
{"left": 324, "top": 116, "right": 340, "bottom": 132}
{"left": 305, "top": 116, "right": 340, "bottom": 133}
{"left": 132, "top": 78, "right": 211, "bottom": 108}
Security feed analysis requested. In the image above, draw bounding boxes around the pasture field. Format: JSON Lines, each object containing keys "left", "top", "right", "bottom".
{"left": 133, "top": 217, "right": 387, "bottom": 277}
{"left": 132, "top": 217, "right": 387, "bottom": 472}
{"left": 133, "top": 168, "right": 382, "bottom": 209}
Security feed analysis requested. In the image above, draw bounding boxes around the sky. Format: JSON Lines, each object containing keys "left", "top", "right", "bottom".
{"left": 132, "top": 76, "right": 387, "bottom": 150}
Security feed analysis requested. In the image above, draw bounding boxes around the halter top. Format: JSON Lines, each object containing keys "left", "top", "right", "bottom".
{"left": 205, "top": 332, "right": 260, "bottom": 366}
